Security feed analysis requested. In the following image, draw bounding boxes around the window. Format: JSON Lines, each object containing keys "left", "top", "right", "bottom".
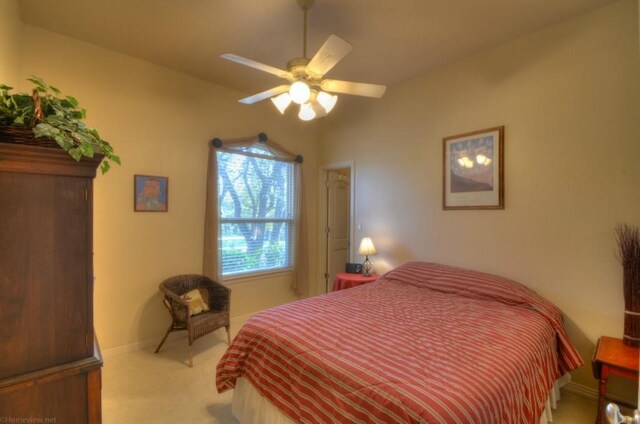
{"left": 217, "top": 146, "right": 295, "bottom": 276}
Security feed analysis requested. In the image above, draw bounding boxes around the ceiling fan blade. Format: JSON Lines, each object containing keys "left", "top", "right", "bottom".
{"left": 320, "top": 79, "right": 387, "bottom": 98}
{"left": 239, "top": 85, "right": 290, "bottom": 104}
{"left": 221, "top": 54, "right": 292, "bottom": 79}
{"left": 306, "top": 35, "right": 353, "bottom": 79}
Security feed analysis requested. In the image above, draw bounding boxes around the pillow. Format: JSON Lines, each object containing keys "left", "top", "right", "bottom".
{"left": 381, "top": 261, "right": 563, "bottom": 323}
{"left": 181, "top": 288, "right": 210, "bottom": 316}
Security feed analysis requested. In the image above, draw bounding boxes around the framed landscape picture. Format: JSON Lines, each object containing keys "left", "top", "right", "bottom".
{"left": 134, "top": 175, "right": 168, "bottom": 212}
{"left": 443, "top": 126, "right": 504, "bottom": 210}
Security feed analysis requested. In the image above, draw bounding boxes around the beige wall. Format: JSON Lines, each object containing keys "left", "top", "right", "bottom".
{"left": 8, "top": 24, "right": 318, "bottom": 351}
{"left": 319, "top": 0, "right": 640, "bottom": 395}
{"left": 0, "top": 0, "right": 21, "bottom": 83}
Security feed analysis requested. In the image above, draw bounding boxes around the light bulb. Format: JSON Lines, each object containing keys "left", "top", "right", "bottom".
{"left": 298, "top": 103, "right": 316, "bottom": 121}
{"left": 457, "top": 158, "right": 465, "bottom": 167}
{"left": 271, "top": 92, "right": 291, "bottom": 114}
{"left": 289, "top": 81, "right": 311, "bottom": 105}
{"left": 316, "top": 91, "right": 338, "bottom": 113}
{"left": 476, "top": 154, "right": 487, "bottom": 165}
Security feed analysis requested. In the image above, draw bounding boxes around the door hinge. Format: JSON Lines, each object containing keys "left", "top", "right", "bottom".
{"left": 324, "top": 273, "right": 329, "bottom": 279}
{"left": 325, "top": 227, "right": 330, "bottom": 234}
{"left": 325, "top": 179, "right": 330, "bottom": 188}
{"left": 84, "top": 189, "right": 88, "bottom": 202}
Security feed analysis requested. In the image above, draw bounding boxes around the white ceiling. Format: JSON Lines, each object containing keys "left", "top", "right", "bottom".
{"left": 18, "top": 0, "right": 617, "bottom": 97}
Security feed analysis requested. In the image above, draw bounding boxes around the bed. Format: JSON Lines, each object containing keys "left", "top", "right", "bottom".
{"left": 216, "top": 262, "right": 584, "bottom": 423}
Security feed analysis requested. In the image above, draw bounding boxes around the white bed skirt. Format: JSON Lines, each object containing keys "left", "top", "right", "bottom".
{"left": 232, "top": 377, "right": 295, "bottom": 424}
{"left": 231, "top": 373, "right": 572, "bottom": 424}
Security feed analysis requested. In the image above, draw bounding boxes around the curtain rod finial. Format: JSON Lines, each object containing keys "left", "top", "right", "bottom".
{"left": 295, "top": 154, "right": 304, "bottom": 163}
{"left": 212, "top": 138, "right": 223, "bottom": 148}
{"left": 258, "top": 132, "right": 268, "bottom": 143}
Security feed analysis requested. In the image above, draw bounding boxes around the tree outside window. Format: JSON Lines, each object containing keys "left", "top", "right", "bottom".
{"left": 217, "top": 147, "right": 294, "bottom": 276}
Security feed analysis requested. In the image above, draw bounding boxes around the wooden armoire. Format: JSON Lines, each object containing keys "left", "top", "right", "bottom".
{"left": 0, "top": 142, "right": 103, "bottom": 422}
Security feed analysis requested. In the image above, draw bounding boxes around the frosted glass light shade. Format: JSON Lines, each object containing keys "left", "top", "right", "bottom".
{"left": 310, "top": 98, "right": 327, "bottom": 118}
{"left": 316, "top": 91, "right": 338, "bottom": 113}
{"left": 271, "top": 92, "right": 291, "bottom": 114}
{"left": 298, "top": 102, "right": 315, "bottom": 121}
{"left": 358, "top": 237, "right": 377, "bottom": 256}
{"left": 289, "top": 81, "right": 311, "bottom": 105}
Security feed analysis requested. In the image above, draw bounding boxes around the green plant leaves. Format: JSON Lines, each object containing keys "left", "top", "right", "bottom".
{"left": 0, "top": 92, "right": 33, "bottom": 126}
{"left": 65, "top": 96, "right": 78, "bottom": 107}
{"left": 1, "top": 76, "right": 121, "bottom": 174}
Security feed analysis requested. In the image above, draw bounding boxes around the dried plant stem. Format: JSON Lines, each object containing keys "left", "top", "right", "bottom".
{"left": 615, "top": 224, "right": 640, "bottom": 347}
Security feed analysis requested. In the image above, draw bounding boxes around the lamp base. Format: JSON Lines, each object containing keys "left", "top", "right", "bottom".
{"left": 362, "top": 257, "right": 372, "bottom": 277}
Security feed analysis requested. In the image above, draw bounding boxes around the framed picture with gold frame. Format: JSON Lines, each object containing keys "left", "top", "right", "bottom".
{"left": 443, "top": 126, "right": 504, "bottom": 210}
{"left": 134, "top": 175, "right": 168, "bottom": 212}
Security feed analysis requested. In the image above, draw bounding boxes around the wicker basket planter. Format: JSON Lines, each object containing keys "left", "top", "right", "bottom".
{"left": 0, "top": 126, "right": 59, "bottom": 149}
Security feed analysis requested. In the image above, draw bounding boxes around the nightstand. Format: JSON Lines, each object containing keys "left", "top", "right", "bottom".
{"left": 591, "top": 336, "right": 639, "bottom": 424}
{"left": 332, "top": 272, "right": 379, "bottom": 291}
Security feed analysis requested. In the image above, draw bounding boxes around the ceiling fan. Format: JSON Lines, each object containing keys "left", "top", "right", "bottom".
{"left": 221, "top": 0, "right": 386, "bottom": 121}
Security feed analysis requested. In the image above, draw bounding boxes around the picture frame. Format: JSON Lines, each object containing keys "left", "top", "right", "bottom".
{"left": 443, "top": 126, "right": 504, "bottom": 210}
{"left": 134, "top": 175, "right": 168, "bottom": 212}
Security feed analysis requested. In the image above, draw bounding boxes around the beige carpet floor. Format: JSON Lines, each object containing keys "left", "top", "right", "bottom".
{"left": 103, "top": 325, "right": 599, "bottom": 423}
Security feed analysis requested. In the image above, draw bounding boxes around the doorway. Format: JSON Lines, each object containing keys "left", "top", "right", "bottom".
{"left": 323, "top": 167, "right": 353, "bottom": 293}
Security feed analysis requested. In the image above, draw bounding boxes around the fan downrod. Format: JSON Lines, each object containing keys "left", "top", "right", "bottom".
{"left": 296, "top": 0, "right": 315, "bottom": 58}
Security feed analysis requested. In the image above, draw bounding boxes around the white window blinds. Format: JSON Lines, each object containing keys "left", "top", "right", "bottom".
{"left": 217, "top": 148, "right": 295, "bottom": 276}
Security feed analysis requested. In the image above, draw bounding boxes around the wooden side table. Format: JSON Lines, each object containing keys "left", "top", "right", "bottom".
{"left": 332, "top": 272, "right": 379, "bottom": 291}
{"left": 591, "top": 336, "right": 639, "bottom": 424}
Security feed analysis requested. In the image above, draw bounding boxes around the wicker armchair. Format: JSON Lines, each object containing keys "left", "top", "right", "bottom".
{"left": 155, "top": 274, "right": 231, "bottom": 367}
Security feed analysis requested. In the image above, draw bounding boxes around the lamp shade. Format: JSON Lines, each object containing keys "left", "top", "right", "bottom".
{"left": 298, "top": 102, "right": 315, "bottom": 121}
{"left": 316, "top": 91, "right": 338, "bottom": 113}
{"left": 271, "top": 92, "right": 291, "bottom": 114}
{"left": 358, "top": 237, "right": 377, "bottom": 256}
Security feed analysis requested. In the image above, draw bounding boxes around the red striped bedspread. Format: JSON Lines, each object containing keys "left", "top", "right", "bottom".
{"left": 216, "top": 262, "right": 583, "bottom": 423}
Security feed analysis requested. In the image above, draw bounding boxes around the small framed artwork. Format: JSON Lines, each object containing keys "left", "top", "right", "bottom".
{"left": 443, "top": 126, "right": 504, "bottom": 210}
{"left": 134, "top": 175, "right": 168, "bottom": 212}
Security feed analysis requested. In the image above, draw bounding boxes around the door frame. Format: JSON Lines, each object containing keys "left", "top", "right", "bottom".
{"left": 317, "top": 161, "right": 355, "bottom": 295}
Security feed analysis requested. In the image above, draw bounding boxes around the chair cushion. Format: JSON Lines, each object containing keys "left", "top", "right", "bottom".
{"left": 181, "top": 289, "right": 210, "bottom": 316}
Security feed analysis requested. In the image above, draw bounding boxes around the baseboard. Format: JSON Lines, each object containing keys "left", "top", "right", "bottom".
{"left": 102, "top": 337, "right": 162, "bottom": 359}
{"left": 563, "top": 381, "right": 598, "bottom": 400}
{"left": 102, "top": 312, "right": 255, "bottom": 359}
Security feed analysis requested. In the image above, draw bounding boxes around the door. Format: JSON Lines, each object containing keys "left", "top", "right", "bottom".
{"left": 325, "top": 168, "right": 351, "bottom": 292}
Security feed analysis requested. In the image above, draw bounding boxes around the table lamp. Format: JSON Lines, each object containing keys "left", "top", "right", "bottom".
{"left": 358, "top": 237, "right": 377, "bottom": 277}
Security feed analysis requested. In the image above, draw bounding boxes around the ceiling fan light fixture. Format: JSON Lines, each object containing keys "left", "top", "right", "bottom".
{"left": 290, "top": 81, "right": 311, "bottom": 104}
{"left": 316, "top": 91, "right": 338, "bottom": 113}
{"left": 298, "top": 102, "right": 316, "bottom": 121}
{"left": 221, "top": 1, "right": 386, "bottom": 118}
{"left": 271, "top": 92, "right": 292, "bottom": 114}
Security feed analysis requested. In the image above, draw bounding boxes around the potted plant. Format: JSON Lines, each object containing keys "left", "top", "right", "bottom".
{"left": 0, "top": 76, "right": 120, "bottom": 174}
{"left": 615, "top": 223, "right": 640, "bottom": 347}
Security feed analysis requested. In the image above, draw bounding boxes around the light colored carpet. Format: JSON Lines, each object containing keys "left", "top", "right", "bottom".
{"left": 103, "top": 325, "right": 598, "bottom": 423}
